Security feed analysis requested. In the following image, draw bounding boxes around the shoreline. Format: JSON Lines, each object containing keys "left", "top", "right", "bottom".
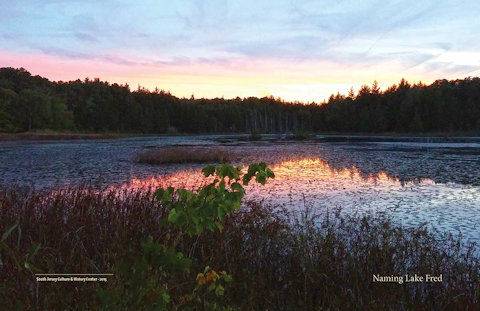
{"left": 0, "top": 132, "right": 131, "bottom": 141}
{"left": 1, "top": 131, "right": 480, "bottom": 143}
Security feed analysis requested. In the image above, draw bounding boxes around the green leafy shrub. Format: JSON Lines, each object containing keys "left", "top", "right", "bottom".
{"left": 97, "top": 162, "right": 274, "bottom": 310}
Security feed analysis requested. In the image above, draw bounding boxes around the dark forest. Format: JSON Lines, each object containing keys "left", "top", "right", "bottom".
{"left": 1, "top": 67, "right": 479, "bottom": 134}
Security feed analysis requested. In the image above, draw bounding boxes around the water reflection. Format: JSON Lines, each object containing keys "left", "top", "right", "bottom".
{"left": 113, "top": 156, "right": 480, "bottom": 242}
{"left": 1, "top": 138, "right": 480, "bottom": 241}
{"left": 114, "top": 157, "right": 419, "bottom": 191}
{"left": 2, "top": 138, "right": 479, "bottom": 189}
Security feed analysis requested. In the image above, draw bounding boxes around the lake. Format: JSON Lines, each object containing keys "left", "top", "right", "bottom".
{"left": 1, "top": 135, "right": 480, "bottom": 242}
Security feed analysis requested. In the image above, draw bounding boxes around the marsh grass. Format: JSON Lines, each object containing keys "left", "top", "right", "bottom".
{"left": 134, "top": 146, "right": 234, "bottom": 164}
{"left": 0, "top": 187, "right": 479, "bottom": 310}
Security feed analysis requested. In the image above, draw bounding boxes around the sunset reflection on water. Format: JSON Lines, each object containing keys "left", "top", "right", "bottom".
{"left": 3, "top": 135, "right": 478, "bottom": 241}
{"left": 108, "top": 156, "right": 480, "bottom": 242}
{"left": 113, "top": 157, "right": 429, "bottom": 204}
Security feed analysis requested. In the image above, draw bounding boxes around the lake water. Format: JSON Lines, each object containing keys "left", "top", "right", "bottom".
{"left": 1, "top": 135, "right": 480, "bottom": 242}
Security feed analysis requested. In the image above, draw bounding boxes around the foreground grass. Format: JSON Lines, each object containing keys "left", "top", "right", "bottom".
{"left": 134, "top": 146, "right": 234, "bottom": 164}
{"left": 0, "top": 187, "right": 479, "bottom": 310}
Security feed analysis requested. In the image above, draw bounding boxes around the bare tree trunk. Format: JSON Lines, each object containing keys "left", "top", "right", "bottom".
{"left": 28, "top": 112, "right": 32, "bottom": 131}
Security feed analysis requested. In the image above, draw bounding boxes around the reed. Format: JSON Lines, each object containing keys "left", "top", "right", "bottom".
{"left": 0, "top": 187, "right": 478, "bottom": 310}
{"left": 134, "top": 146, "right": 233, "bottom": 164}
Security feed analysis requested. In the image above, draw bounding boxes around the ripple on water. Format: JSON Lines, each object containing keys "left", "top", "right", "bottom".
{"left": 1, "top": 137, "right": 479, "bottom": 242}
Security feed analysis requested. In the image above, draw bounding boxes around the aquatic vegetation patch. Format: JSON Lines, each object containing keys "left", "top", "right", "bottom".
{"left": 134, "top": 146, "right": 234, "bottom": 164}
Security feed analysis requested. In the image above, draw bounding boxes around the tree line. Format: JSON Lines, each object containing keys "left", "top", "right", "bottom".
{"left": 1, "top": 67, "right": 479, "bottom": 134}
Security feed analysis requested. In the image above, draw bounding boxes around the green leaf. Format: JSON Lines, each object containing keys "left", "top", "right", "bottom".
{"left": 242, "top": 174, "right": 252, "bottom": 186}
{"left": 248, "top": 164, "right": 259, "bottom": 175}
{"left": 214, "top": 221, "right": 223, "bottom": 232}
{"left": 256, "top": 171, "right": 267, "bottom": 185}
{"left": 207, "top": 282, "right": 216, "bottom": 292}
{"left": 219, "top": 179, "right": 226, "bottom": 190}
{"left": 218, "top": 204, "right": 229, "bottom": 220}
{"left": 153, "top": 188, "right": 165, "bottom": 200}
{"left": 215, "top": 284, "right": 225, "bottom": 296}
{"left": 221, "top": 164, "right": 238, "bottom": 179}
{"left": 195, "top": 223, "right": 203, "bottom": 235}
{"left": 24, "top": 260, "right": 42, "bottom": 274}
{"left": 17, "top": 226, "right": 22, "bottom": 248}
{"left": 177, "top": 188, "right": 188, "bottom": 200}
{"left": 155, "top": 187, "right": 173, "bottom": 205}
{"left": 176, "top": 212, "right": 187, "bottom": 226}
{"left": 162, "top": 292, "right": 170, "bottom": 303}
{"left": 1, "top": 222, "right": 19, "bottom": 242}
{"left": 266, "top": 168, "right": 275, "bottom": 178}
{"left": 27, "top": 243, "right": 41, "bottom": 263}
{"left": 168, "top": 209, "right": 179, "bottom": 223}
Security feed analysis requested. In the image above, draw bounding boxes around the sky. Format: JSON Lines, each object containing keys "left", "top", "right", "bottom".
{"left": 1, "top": 0, "right": 480, "bottom": 102}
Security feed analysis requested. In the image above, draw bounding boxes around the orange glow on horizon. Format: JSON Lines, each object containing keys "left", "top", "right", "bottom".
{"left": 0, "top": 50, "right": 450, "bottom": 103}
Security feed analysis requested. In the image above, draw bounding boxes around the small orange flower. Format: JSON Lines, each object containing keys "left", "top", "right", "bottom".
{"left": 206, "top": 271, "right": 218, "bottom": 282}
{"left": 196, "top": 273, "right": 207, "bottom": 286}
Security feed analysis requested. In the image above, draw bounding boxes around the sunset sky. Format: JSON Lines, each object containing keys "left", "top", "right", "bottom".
{"left": 1, "top": 0, "right": 480, "bottom": 102}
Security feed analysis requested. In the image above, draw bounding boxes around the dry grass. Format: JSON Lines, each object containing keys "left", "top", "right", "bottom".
{"left": 0, "top": 187, "right": 479, "bottom": 310}
{"left": 134, "top": 146, "right": 234, "bottom": 164}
